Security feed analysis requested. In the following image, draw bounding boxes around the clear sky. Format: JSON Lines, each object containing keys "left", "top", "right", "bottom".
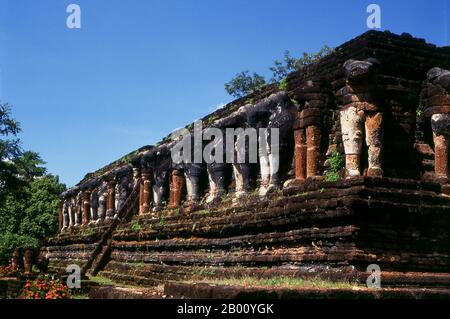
{"left": 0, "top": 0, "right": 448, "bottom": 187}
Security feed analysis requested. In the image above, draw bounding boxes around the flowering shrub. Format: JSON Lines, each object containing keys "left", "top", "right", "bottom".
{"left": 0, "top": 265, "right": 18, "bottom": 278}
{"left": 19, "top": 275, "right": 72, "bottom": 299}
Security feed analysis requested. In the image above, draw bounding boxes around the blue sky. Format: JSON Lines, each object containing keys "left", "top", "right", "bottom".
{"left": 0, "top": 0, "right": 448, "bottom": 187}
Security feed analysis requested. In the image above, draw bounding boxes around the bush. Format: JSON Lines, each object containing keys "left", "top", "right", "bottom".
{"left": 324, "top": 151, "right": 345, "bottom": 182}
{"left": 278, "top": 77, "right": 288, "bottom": 91}
{"left": 224, "top": 71, "right": 267, "bottom": 98}
{"left": 131, "top": 220, "right": 141, "bottom": 232}
{"left": 19, "top": 275, "right": 72, "bottom": 299}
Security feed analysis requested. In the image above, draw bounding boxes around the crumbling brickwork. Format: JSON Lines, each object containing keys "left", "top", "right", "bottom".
{"left": 41, "top": 31, "right": 450, "bottom": 284}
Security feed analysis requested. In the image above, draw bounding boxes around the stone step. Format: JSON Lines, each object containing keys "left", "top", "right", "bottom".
{"left": 89, "top": 286, "right": 168, "bottom": 299}
{"left": 164, "top": 282, "right": 450, "bottom": 299}
{"left": 98, "top": 262, "right": 450, "bottom": 290}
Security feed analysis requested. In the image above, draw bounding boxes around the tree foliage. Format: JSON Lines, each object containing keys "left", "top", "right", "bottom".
{"left": 0, "top": 103, "right": 22, "bottom": 199}
{"left": 270, "top": 46, "right": 334, "bottom": 82}
{"left": 224, "top": 71, "right": 267, "bottom": 99}
{"left": 0, "top": 102, "right": 66, "bottom": 264}
{"left": 224, "top": 45, "right": 333, "bottom": 98}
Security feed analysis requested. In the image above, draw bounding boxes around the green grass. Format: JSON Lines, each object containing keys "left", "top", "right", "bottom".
{"left": 89, "top": 276, "right": 143, "bottom": 289}
{"left": 89, "top": 276, "right": 116, "bottom": 286}
{"left": 197, "top": 276, "right": 360, "bottom": 290}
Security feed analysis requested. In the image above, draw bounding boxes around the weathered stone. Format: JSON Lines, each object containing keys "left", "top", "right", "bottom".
{"left": 82, "top": 191, "right": 91, "bottom": 225}
{"left": 294, "top": 128, "right": 307, "bottom": 180}
{"left": 139, "top": 171, "right": 152, "bottom": 215}
{"left": 106, "top": 180, "right": 116, "bottom": 221}
{"left": 39, "top": 31, "right": 450, "bottom": 290}
{"left": 168, "top": 169, "right": 184, "bottom": 209}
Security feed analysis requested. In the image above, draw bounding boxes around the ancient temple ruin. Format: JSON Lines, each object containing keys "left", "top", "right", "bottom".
{"left": 41, "top": 31, "right": 450, "bottom": 293}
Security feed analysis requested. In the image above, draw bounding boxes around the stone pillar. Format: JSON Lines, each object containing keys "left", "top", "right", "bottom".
{"left": 340, "top": 106, "right": 363, "bottom": 178}
{"left": 365, "top": 112, "right": 384, "bottom": 177}
{"left": 339, "top": 58, "right": 383, "bottom": 178}
{"left": 139, "top": 171, "right": 152, "bottom": 215}
{"left": 74, "top": 193, "right": 82, "bottom": 227}
{"left": 61, "top": 200, "right": 69, "bottom": 231}
{"left": 23, "top": 249, "right": 33, "bottom": 275}
{"left": 106, "top": 180, "right": 116, "bottom": 220}
{"left": 139, "top": 174, "right": 144, "bottom": 213}
{"left": 306, "top": 125, "right": 322, "bottom": 178}
{"left": 421, "top": 68, "right": 450, "bottom": 183}
{"left": 90, "top": 190, "right": 99, "bottom": 225}
{"left": 258, "top": 134, "right": 271, "bottom": 197}
{"left": 431, "top": 114, "right": 450, "bottom": 179}
{"left": 184, "top": 164, "right": 202, "bottom": 203}
{"left": 82, "top": 191, "right": 91, "bottom": 225}
{"left": 11, "top": 249, "right": 21, "bottom": 270}
{"left": 68, "top": 198, "right": 75, "bottom": 227}
{"left": 433, "top": 132, "right": 449, "bottom": 178}
{"left": 294, "top": 128, "right": 307, "bottom": 180}
{"left": 168, "top": 169, "right": 184, "bottom": 209}
{"left": 57, "top": 201, "right": 63, "bottom": 231}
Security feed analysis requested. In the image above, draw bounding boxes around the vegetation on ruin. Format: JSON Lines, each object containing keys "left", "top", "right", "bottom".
{"left": 324, "top": 151, "right": 345, "bottom": 182}
{"left": 83, "top": 227, "right": 96, "bottom": 237}
{"left": 89, "top": 275, "right": 144, "bottom": 290}
{"left": 131, "top": 219, "right": 142, "bottom": 232}
{"left": 270, "top": 46, "right": 334, "bottom": 82}
{"left": 278, "top": 77, "right": 289, "bottom": 91}
{"left": 225, "top": 45, "right": 333, "bottom": 98}
{"left": 0, "top": 102, "right": 66, "bottom": 264}
{"left": 224, "top": 71, "right": 267, "bottom": 99}
{"left": 416, "top": 102, "right": 425, "bottom": 119}
{"left": 197, "top": 275, "right": 360, "bottom": 290}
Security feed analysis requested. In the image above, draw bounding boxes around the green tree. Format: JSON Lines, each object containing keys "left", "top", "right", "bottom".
{"left": 0, "top": 102, "right": 66, "bottom": 264}
{"left": 224, "top": 71, "right": 267, "bottom": 98}
{"left": 270, "top": 45, "right": 334, "bottom": 82}
{"left": 1, "top": 102, "right": 22, "bottom": 200}
{"left": 20, "top": 175, "right": 66, "bottom": 240}
{"left": 224, "top": 46, "right": 333, "bottom": 98}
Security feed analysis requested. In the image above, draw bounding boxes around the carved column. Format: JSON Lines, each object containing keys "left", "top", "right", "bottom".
{"left": 340, "top": 106, "right": 363, "bottom": 177}
{"left": 339, "top": 58, "right": 383, "bottom": 178}
{"left": 57, "top": 201, "right": 63, "bottom": 231}
{"left": 433, "top": 123, "right": 449, "bottom": 179}
{"left": 11, "top": 249, "right": 21, "bottom": 270}
{"left": 23, "top": 249, "right": 33, "bottom": 275}
{"left": 294, "top": 128, "right": 307, "bottom": 180}
{"left": 74, "top": 192, "right": 82, "bottom": 227}
{"left": 168, "top": 169, "right": 184, "bottom": 209}
{"left": 293, "top": 81, "right": 326, "bottom": 180}
{"left": 61, "top": 200, "right": 69, "bottom": 231}
{"left": 421, "top": 67, "right": 450, "bottom": 182}
{"left": 306, "top": 125, "right": 322, "bottom": 178}
{"left": 68, "top": 198, "right": 75, "bottom": 227}
{"left": 140, "top": 171, "right": 152, "bottom": 215}
{"left": 82, "top": 191, "right": 91, "bottom": 225}
{"left": 90, "top": 189, "right": 99, "bottom": 225}
{"left": 430, "top": 105, "right": 450, "bottom": 182}
{"left": 106, "top": 180, "right": 116, "bottom": 220}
